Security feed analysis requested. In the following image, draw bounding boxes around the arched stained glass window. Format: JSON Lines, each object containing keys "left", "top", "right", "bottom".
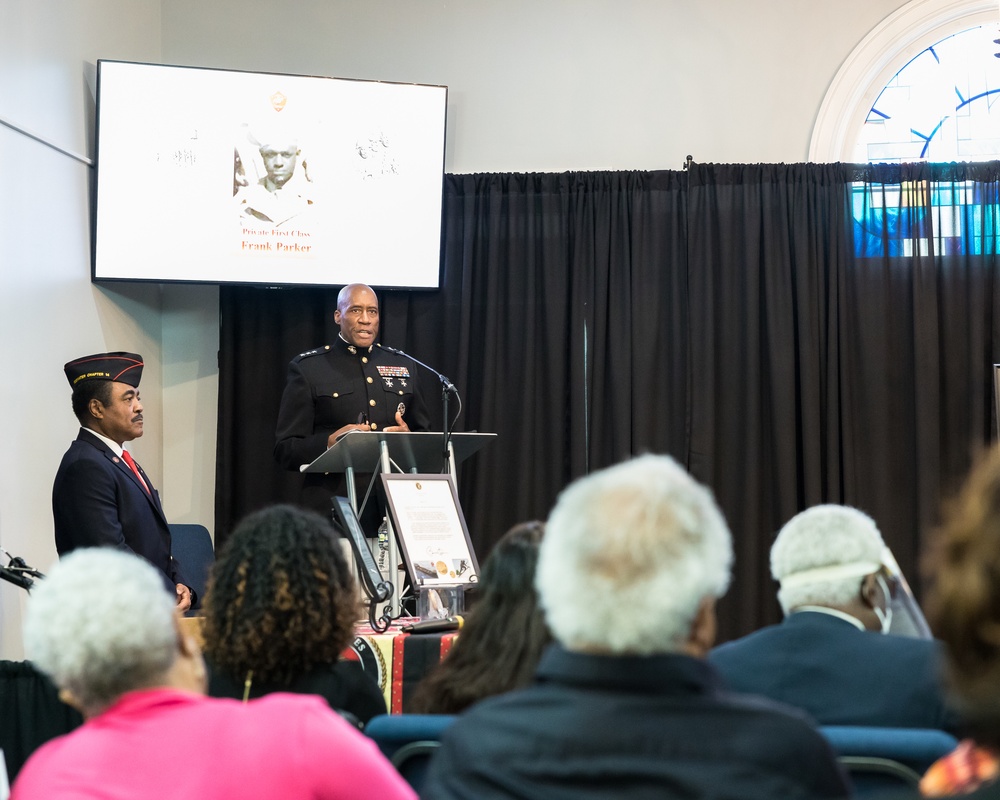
{"left": 856, "top": 24, "right": 1000, "bottom": 163}
{"left": 811, "top": 2, "right": 1000, "bottom": 258}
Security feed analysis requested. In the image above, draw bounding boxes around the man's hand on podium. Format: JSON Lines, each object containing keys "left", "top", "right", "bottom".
{"left": 383, "top": 404, "right": 410, "bottom": 433}
{"left": 326, "top": 405, "right": 410, "bottom": 448}
{"left": 328, "top": 421, "right": 372, "bottom": 448}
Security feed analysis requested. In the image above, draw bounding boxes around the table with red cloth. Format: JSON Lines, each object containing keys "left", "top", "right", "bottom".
{"left": 342, "top": 620, "right": 457, "bottom": 713}
{"left": 178, "top": 616, "right": 455, "bottom": 714}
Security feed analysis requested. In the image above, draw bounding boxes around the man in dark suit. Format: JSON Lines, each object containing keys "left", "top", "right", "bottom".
{"left": 709, "top": 504, "right": 959, "bottom": 732}
{"left": 53, "top": 351, "right": 192, "bottom": 611}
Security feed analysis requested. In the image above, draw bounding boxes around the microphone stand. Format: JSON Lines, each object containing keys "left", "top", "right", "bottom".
{"left": 0, "top": 548, "right": 45, "bottom": 592}
{"left": 0, "top": 565, "right": 34, "bottom": 591}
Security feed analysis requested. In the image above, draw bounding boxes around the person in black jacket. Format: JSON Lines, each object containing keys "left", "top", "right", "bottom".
{"left": 273, "top": 282, "right": 433, "bottom": 525}
{"left": 201, "top": 504, "right": 385, "bottom": 725}
{"left": 423, "top": 455, "right": 851, "bottom": 800}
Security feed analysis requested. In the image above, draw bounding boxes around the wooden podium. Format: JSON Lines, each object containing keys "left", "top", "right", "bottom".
{"left": 302, "top": 431, "right": 495, "bottom": 617}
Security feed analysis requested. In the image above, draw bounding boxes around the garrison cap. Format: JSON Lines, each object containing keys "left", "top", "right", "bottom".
{"left": 64, "top": 352, "right": 144, "bottom": 388}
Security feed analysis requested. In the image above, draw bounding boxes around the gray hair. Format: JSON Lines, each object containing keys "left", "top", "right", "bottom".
{"left": 24, "top": 548, "right": 177, "bottom": 713}
{"left": 771, "top": 505, "right": 885, "bottom": 614}
{"left": 536, "top": 454, "right": 732, "bottom": 655}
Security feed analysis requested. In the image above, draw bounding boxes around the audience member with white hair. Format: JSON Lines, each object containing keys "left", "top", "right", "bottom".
{"left": 10, "top": 548, "right": 416, "bottom": 800}
{"left": 422, "top": 454, "right": 850, "bottom": 800}
{"left": 709, "top": 504, "right": 959, "bottom": 732}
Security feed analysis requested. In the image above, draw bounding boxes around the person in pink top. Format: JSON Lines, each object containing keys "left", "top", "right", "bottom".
{"left": 11, "top": 547, "right": 416, "bottom": 800}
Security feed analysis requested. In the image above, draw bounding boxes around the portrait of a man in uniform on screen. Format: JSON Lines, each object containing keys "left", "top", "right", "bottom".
{"left": 234, "top": 135, "right": 314, "bottom": 228}
{"left": 234, "top": 93, "right": 317, "bottom": 231}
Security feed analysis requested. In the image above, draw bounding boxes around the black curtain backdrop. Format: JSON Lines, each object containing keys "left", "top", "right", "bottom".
{"left": 0, "top": 660, "right": 82, "bottom": 782}
{"left": 217, "top": 163, "right": 1000, "bottom": 643}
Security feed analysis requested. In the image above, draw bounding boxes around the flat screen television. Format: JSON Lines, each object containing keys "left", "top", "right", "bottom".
{"left": 92, "top": 60, "right": 447, "bottom": 288}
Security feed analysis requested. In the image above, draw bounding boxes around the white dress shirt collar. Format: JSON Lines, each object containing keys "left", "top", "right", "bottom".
{"left": 82, "top": 426, "right": 124, "bottom": 457}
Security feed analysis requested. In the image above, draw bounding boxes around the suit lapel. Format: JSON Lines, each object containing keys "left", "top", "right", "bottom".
{"left": 79, "top": 430, "right": 169, "bottom": 525}
{"left": 130, "top": 458, "right": 167, "bottom": 520}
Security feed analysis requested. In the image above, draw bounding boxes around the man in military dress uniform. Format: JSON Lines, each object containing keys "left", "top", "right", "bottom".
{"left": 274, "top": 283, "right": 433, "bottom": 525}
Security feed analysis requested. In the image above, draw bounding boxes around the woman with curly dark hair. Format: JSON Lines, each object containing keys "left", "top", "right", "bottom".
{"left": 915, "top": 448, "right": 1000, "bottom": 798}
{"left": 409, "top": 520, "right": 549, "bottom": 714}
{"left": 201, "top": 504, "right": 386, "bottom": 725}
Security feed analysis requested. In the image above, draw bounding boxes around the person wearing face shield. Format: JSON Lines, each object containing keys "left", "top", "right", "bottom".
{"left": 709, "top": 504, "right": 961, "bottom": 733}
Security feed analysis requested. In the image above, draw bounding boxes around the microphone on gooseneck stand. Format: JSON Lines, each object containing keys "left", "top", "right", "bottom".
{"left": 380, "top": 346, "right": 458, "bottom": 395}
{"left": 0, "top": 547, "right": 44, "bottom": 592}
{"left": 380, "top": 345, "right": 462, "bottom": 469}
{"left": 0, "top": 564, "right": 34, "bottom": 591}
{"left": 400, "top": 615, "right": 464, "bottom": 634}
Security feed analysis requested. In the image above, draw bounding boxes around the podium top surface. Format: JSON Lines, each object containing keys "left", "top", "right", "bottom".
{"left": 301, "top": 431, "right": 495, "bottom": 474}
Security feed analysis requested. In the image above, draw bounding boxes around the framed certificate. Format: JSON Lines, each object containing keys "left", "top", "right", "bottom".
{"left": 380, "top": 473, "right": 479, "bottom": 587}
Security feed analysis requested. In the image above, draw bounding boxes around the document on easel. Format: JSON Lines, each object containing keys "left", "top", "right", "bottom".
{"left": 381, "top": 473, "right": 480, "bottom": 587}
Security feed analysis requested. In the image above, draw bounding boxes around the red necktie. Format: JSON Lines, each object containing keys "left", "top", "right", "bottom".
{"left": 121, "top": 450, "right": 151, "bottom": 495}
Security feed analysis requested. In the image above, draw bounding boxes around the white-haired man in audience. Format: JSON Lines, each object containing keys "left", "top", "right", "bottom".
{"left": 11, "top": 548, "right": 416, "bottom": 800}
{"left": 709, "top": 504, "right": 959, "bottom": 732}
{"left": 422, "top": 454, "right": 851, "bottom": 800}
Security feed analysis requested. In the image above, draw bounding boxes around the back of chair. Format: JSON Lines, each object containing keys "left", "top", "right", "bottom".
{"left": 364, "top": 714, "right": 457, "bottom": 792}
{"left": 820, "top": 726, "right": 959, "bottom": 797}
{"left": 169, "top": 523, "right": 214, "bottom": 612}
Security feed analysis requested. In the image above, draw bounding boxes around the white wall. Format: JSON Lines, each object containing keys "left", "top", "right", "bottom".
{"left": 1, "top": 0, "right": 917, "bottom": 659}
{"left": 161, "top": 283, "right": 219, "bottom": 526}
{"left": 0, "top": 0, "right": 166, "bottom": 657}
{"left": 160, "top": 0, "right": 910, "bottom": 173}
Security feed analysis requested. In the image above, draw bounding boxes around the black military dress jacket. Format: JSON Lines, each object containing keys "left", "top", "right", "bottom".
{"left": 274, "top": 337, "right": 433, "bottom": 519}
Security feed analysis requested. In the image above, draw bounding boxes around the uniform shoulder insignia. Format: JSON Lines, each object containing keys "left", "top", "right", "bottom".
{"left": 296, "top": 345, "right": 331, "bottom": 360}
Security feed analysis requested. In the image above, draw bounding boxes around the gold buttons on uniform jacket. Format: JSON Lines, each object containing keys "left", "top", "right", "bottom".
{"left": 398, "top": 390, "right": 404, "bottom": 395}
{"left": 370, "top": 422, "right": 377, "bottom": 430}
{"left": 362, "top": 357, "right": 369, "bottom": 363}
{"left": 332, "top": 392, "right": 339, "bottom": 398}
{"left": 369, "top": 399, "right": 376, "bottom": 406}
{"left": 367, "top": 377, "right": 373, "bottom": 384}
